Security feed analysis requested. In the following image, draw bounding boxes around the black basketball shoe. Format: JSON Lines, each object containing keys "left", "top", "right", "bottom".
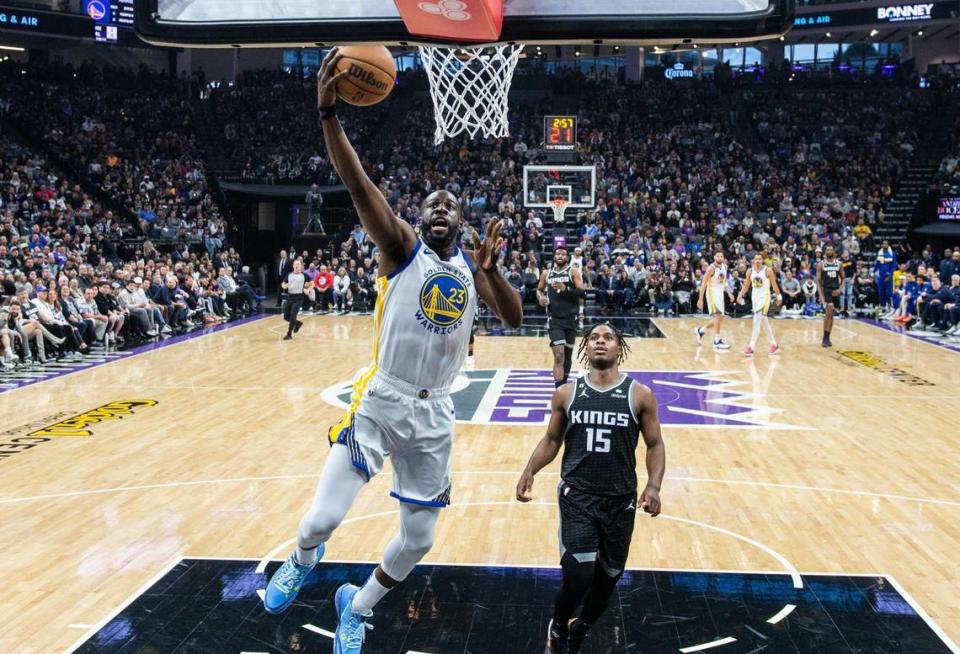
{"left": 567, "top": 619, "right": 589, "bottom": 654}
{"left": 546, "top": 619, "right": 569, "bottom": 654}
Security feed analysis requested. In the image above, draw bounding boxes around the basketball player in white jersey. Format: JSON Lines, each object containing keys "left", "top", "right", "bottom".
{"left": 695, "top": 251, "right": 733, "bottom": 351}
{"left": 263, "top": 49, "right": 523, "bottom": 654}
{"left": 737, "top": 253, "right": 781, "bottom": 356}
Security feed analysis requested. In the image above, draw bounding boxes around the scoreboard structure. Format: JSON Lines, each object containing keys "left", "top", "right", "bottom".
{"left": 543, "top": 115, "right": 577, "bottom": 162}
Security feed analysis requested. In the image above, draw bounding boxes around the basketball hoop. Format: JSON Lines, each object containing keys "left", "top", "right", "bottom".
{"left": 550, "top": 196, "right": 569, "bottom": 224}
{"left": 418, "top": 43, "right": 524, "bottom": 145}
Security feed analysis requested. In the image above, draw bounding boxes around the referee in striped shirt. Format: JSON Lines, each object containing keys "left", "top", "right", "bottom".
{"left": 282, "top": 259, "right": 306, "bottom": 341}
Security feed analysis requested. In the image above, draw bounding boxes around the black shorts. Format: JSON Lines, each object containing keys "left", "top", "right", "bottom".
{"left": 558, "top": 481, "right": 637, "bottom": 575}
{"left": 548, "top": 321, "right": 577, "bottom": 349}
{"left": 822, "top": 288, "right": 839, "bottom": 306}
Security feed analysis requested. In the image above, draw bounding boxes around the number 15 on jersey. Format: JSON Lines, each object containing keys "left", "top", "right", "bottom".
{"left": 586, "top": 427, "right": 611, "bottom": 453}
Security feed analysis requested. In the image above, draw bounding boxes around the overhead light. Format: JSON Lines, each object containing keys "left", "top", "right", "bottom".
{"left": 0, "top": 45, "right": 26, "bottom": 52}
{"left": 826, "top": 32, "right": 831, "bottom": 38}
{"left": 613, "top": 45, "right": 620, "bottom": 51}
{"left": 917, "top": 30, "right": 924, "bottom": 36}
{"left": 779, "top": 36, "right": 785, "bottom": 41}
{"left": 870, "top": 28, "right": 879, "bottom": 37}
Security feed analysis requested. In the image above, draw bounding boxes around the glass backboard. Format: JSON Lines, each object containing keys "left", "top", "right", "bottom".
{"left": 523, "top": 166, "right": 595, "bottom": 209}
{"left": 135, "top": 0, "right": 795, "bottom": 47}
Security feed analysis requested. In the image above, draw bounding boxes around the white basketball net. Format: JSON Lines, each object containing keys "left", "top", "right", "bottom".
{"left": 550, "top": 197, "right": 569, "bottom": 224}
{"left": 418, "top": 44, "right": 524, "bottom": 145}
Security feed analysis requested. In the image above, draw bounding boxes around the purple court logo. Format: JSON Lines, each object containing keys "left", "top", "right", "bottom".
{"left": 322, "top": 369, "right": 802, "bottom": 429}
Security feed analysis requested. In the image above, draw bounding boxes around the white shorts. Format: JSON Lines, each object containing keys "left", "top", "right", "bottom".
{"left": 751, "top": 291, "right": 771, "bottom": 315}
{"left": 330, "top": 370, "right": 453, "bottom": 507}
{"left": 706, "top": 287, "right": 725, "bottom": 315}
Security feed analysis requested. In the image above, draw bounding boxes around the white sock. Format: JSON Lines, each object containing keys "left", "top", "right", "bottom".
{"left": 295, "top": 544, "right": 319, "bottom": 566}
{"left": 351, "top": 572, "right": 390, "bottom": 615}
{"left": 750, "top": 313, "right": 762, "bottom": 348}
{"left": 762, "top": 316, "right": 776, "bottom": 345}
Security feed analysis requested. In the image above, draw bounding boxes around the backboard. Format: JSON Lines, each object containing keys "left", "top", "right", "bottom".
{"left": 135, "top": 0, "right": 795, "bottom": 47}
{"left": 523, "top": 166, "right": 595, "bottom": 210}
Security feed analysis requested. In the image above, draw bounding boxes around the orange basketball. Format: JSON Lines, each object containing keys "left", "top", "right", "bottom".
{"left": 334, "top": 45, "right": 396, "bottom": 106}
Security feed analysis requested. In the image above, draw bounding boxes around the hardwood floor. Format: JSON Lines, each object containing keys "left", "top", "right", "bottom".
{"left": 1, "top": 314, "right": 958, "bottom": 652}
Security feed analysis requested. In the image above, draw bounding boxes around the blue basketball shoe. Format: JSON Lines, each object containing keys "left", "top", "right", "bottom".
{"left": 334, "top": 583, "right": 373, "bottom": 653}
{"left": 263, "top": 544, "right": 324, "bottom": 614}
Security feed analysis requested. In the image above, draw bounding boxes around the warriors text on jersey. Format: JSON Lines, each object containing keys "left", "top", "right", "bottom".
{"left": 547, "top": 265, "right": 579, "bottom": 325}
{"left": 821, "top": 259, "right": 841, "bottom": 297}
{"left": 562, "top": 374, "right": 641, "bottom": 497}
{"left": 368, "top": 240, "right": 477, "bottom": 390}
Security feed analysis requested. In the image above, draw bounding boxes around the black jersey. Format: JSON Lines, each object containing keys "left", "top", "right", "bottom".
{"left": 547, "top": 265, "right": 579, "bottom": 323}
{"left": 561, "top": 374, "right": 641, "bottom": 497}
{"left": 821, "top": 259, "right": 841, "bottom": 293}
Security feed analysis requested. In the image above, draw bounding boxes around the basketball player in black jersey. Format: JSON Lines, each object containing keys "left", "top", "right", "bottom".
{"left": 516, "top": 323, "right": 666, "bottom": 654}
{"left": 538, "top": 247, "right": 586, "bottom": 388}
{"left": 817, "top": 245, "right": 843, "bottom": 347}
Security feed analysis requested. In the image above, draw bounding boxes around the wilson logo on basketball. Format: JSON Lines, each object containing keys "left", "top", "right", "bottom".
{"left": 347, "top": 63, "right": 389, "bottom": 92}
{"left": 418, "top": 0, "right": 472, "bottom": 21}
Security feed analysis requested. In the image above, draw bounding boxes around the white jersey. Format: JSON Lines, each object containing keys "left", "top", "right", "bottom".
{"left": 750, "top": 266, "right": 771, "bottom": 313}
{"left": 709, "top": 263, "right": 728, "bottom": 289}
{"left": 705, "top": 263, "right": 728, "bottom": 314}
{"left": 368, "top": 240, "right": 477, "bottom": 390}
{"left": 327, "top": 239, "right": 474, "bottom": 505}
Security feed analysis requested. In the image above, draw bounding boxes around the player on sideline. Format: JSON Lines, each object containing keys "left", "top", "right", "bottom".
{"left": 817, "top": 244, "right": 843, "bottom": 348}
{"left": 262, "top": 49, "right": 523, "bottom": 654}
{"left": 737, "top": 253, "right": 781, "bottom": 356}
{"left": 538, "top": 246, "right": 586, "bottom": 388}
{"left": 695, "top": 250, "right": 733, "bottom": 351}
{"left": 516, "top": 323, "right": 666, "bottom": 654}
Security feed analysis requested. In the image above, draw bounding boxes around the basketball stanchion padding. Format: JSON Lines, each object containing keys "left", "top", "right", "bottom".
{"left": 393, "top": 0, "right": 505, "bottom": 42}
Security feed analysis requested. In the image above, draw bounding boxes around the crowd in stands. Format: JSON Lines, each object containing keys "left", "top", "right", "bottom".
{"left": 209, "top": 69, "right": 401, "bottom": 185}
{"left": 4, "top": 56, "right": 960, "bottom": 373}
{"left": 269, "top": 68, "right": 959, "bottom": 339}
{"left": 0, "top": 61, "right": 264, "bottom": 372}
{"left": 3, "top": 63, "right": 232, "bottom": 256}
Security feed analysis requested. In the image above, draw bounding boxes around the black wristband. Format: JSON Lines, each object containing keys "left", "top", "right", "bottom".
{"left": 481, "top": 263, "right": 497, "bottom": 274}
{"left": 318, "top": 105, "right": 337, "bottom": 120}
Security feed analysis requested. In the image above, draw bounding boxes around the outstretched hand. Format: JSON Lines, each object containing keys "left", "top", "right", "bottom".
{"left": 472, "top": 219, "right": 503, "bottom": 272}
{"left": 317, "top": 47, "right": 348, "bottom": 108}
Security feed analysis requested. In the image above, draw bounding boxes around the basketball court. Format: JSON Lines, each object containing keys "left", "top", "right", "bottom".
{"left": 2, "top": 315, "right": 959, "bottom": 653}
{"left": 3, "top": 0, "right": 957, "bottom": 652}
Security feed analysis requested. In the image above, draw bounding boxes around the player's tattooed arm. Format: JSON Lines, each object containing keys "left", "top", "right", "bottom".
{"left": 633, "top": 383, "right": 665, "bottom": 517}
{"left": 516, "top": 384, "right": 571, "bottom": 502}
{"left": 317, "top": 48, "right": 416, "bottom": 270}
